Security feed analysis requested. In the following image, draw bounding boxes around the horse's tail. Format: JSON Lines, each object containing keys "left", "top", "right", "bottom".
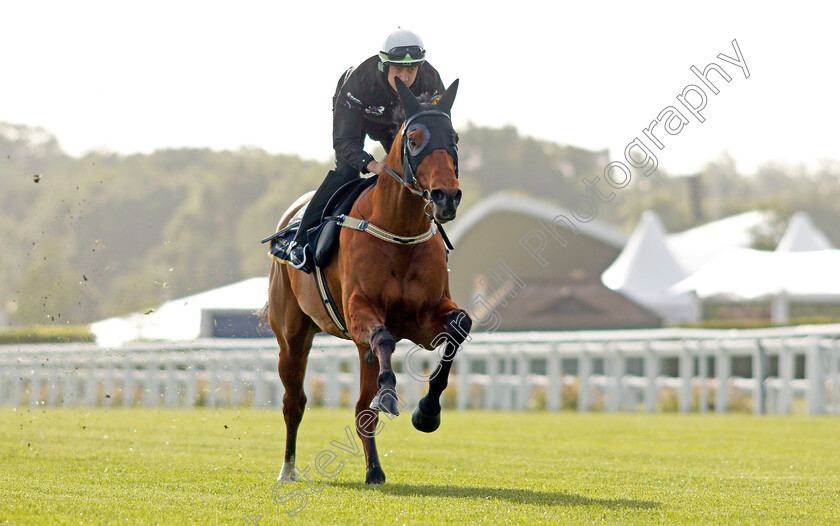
{"left": 256, "top": 302, "right": 270, "bottom": 331}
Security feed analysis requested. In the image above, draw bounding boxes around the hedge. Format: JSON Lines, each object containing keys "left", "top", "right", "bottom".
{"left": 0, "top": 325, "right": 95, "bottom": 344}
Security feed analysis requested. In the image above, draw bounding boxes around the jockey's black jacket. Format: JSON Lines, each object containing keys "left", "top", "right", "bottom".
{"left": 332, "top": 55, "right": 445, "bottom": 173}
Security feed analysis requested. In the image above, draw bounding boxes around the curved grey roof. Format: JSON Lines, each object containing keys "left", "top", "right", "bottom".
{"left": 448, "top": 191, "right": 627, "bottom": 248}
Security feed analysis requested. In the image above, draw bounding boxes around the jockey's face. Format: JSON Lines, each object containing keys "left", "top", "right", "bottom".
{"left": 387, "top": 64, "right": 420, "bottom": 92}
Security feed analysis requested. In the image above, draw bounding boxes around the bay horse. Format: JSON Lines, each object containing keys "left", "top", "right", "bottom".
{"left": 264, "top": 78, "right": 471, "bottom": 485}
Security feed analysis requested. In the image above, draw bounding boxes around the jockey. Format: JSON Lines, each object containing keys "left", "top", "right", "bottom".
{"left": 289, "top": 27, "right": 446, "bottom": 270}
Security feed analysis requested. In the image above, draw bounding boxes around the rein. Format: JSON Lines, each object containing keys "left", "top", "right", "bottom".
{"left": 383, "top": 164, "right": 433, "bottom": 214}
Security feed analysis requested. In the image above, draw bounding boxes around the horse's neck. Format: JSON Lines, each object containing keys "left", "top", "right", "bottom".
{"left": 366, "top": 147, "right": 430, "bottom": 236}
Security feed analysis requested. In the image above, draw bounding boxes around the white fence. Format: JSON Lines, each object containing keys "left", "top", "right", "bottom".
{"left": 2, "top": 324, "right": 840, "bottom": 414}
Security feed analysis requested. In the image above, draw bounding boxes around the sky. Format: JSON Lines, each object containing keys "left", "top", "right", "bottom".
{"left": 3, "top": 1, "right": 839, "bottom": 176}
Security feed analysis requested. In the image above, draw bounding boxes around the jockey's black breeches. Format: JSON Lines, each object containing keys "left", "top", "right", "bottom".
{"left": 292, "top": 162, "right": 361, "bottom": 245}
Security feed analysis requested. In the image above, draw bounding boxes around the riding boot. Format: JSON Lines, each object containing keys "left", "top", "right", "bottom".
{"left": 291, "top": 166, "right": 361, "bottom": 267}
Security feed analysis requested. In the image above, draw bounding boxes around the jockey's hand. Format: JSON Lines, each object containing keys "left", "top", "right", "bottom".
{"left": 366, "top": 160, "right": 386, "bottom": 175}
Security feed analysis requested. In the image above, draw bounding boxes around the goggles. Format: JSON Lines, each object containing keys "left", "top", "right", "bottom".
{"left": 383, "top": 45, "right": 425, "bottom": 62}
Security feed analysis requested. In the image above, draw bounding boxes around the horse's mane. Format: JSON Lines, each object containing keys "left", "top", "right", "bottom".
{"left": 392, "top": 92, "right": 438, "bottom": 125}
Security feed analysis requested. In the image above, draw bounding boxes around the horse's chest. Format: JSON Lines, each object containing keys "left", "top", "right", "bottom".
{"left": 380, "top": 273, "right": 439, "bottom": 312}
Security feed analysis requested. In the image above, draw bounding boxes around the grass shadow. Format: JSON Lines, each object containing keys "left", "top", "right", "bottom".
{"left": 326, "top": 481, "right": 659, "bottom": 510}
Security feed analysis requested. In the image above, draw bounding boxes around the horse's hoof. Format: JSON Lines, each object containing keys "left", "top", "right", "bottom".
{"left": 365, "top": 465, "right": 386, "bottom": 485}
{"left": 278, "top": 461, "right": 298, "bottom": 481}
{"left": 370, "top": 388, "right": 400, "bottom": 416}
{"left": 411, "top": 403, "right": 441, "bottom": 433}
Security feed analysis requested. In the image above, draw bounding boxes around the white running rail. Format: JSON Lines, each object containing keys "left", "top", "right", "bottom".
{"left": 1, "top": 325, "right": 839, "bottom": 414}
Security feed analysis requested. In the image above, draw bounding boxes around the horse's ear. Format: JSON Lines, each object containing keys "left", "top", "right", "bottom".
{"left": 436, "top": 79, "right": 459, "bottom": 115}
{"left": 395, "top": 77, "right": 421, "bottom": 117}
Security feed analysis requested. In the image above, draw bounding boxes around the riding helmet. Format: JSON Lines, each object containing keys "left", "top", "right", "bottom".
{"left": 378, "top": 27, "right": 426, "bottom": 70}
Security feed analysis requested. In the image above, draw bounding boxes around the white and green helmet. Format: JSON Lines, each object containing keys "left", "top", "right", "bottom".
{"left": 378, "top": 28, "right": 426, "bottom": 67}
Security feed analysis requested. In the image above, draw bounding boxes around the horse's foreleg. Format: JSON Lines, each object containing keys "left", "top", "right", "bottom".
{"left": 347, "top": 299, "right": 400, "bottom": 416}
{"left": 367, "top": 324, "right": 400, "bottom": 416}
{"left": 355, "top": 345, "right": 386, "bottom": 484}
{"left": 347, "top": 300, "right": 397, "bottom": 484}
{"left": 412, "top": 308, "right": 472, "bottom": 433}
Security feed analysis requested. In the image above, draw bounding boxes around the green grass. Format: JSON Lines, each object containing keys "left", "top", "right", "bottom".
{"left": 2, "top": 408, "right": 840, "bottom": 524}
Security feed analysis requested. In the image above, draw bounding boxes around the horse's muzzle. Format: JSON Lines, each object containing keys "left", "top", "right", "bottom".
{"left": 431, "top": 188, "right": 461, "bottom": 223}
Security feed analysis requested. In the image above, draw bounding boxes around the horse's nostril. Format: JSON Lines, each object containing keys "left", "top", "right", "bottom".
{"left": 453, "top": 189, "right": 462, "bottom": 204}
{"left": 430, "top": 189, "right": 447, "bottom": 204}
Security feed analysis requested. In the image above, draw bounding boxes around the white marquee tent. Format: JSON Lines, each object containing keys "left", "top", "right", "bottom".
{"left": 91, "top": 277, "right": 268, "bottom": 347}
{"left": 776, "top": 212, "right": 834, "bottom": 252}
{"left": 671, "top": 243, "right": 840, "bottom": 323}
{"left": 671, "top": 248, "right": 840, "bottom": 299}
{"left": 601, "top": 211, "right": 697, "bottom": 322}
{"left": 665, "top": 210, "right": 776, "bottom": 275}
{"left": 603, "top": 209, "right": 837, "bottom": 324}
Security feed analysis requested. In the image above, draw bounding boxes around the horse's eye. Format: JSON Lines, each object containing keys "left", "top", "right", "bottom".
{"left": 408, "top": 137, "right": 418, "bottom": 149}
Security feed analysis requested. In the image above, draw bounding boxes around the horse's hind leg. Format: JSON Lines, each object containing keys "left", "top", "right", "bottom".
{"left": 268, "top": 266, "right": 316, "bottom": 482}
{"left": 276, "top": 326, "right": 315, "bottom": 481}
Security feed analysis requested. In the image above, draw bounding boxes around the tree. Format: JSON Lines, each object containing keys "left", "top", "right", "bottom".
{"left": 11, "top": 245, "right": 92, "bottom": 325}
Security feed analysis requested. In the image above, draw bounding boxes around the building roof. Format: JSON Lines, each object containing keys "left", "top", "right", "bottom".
{"left": 487, "top": 278, "right": 662, "bottom": 331}
{"left": 446, "top": 191, "right": 631, "bottom": 316}
{"left": 449, "top": 191, "right": 627, "bottom": 249}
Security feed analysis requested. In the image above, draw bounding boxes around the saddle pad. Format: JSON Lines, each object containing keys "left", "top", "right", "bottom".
{"left": 266, "top": 203, "right": 308, "bottom": 263}
{"left": 267, "top": 228, "right": 295, "bottom": 263}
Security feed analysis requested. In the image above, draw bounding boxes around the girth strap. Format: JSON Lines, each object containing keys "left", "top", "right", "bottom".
{"left": 314, "top": 266, "right": 349, "bottom": 337}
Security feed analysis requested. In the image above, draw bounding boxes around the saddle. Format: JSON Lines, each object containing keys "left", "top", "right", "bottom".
{"left": 263, "top": 174, "right": 378, "bottom": 272}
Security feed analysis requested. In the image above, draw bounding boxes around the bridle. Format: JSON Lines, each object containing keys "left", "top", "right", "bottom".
{"left": 376, "top": 109, "right": 457, "bottom": 251}
{"left": 382, "top": 108, "right": 459, "bottom": 222}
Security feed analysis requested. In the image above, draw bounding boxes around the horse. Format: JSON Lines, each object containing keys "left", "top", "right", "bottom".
{"left": 263, "top": 78, "right": 471, "bottom": 485}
